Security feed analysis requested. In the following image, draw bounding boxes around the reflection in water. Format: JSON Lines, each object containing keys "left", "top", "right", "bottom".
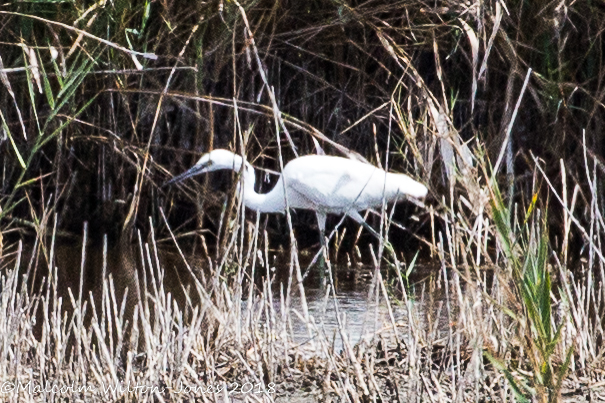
{"left": 281, "top": 265, "right": 448, "bottom": 353}
{"left": 292, "top": 287, "right": 394, "bottom": 351}
{"left": 7, "top": 240, "right": 204, "bottom": 343}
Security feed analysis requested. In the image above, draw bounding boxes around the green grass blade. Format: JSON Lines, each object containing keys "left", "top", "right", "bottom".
{"left": 38, "top": 93, "right": 100, "bottom": 149}
{"left": 43, "top": 55, "right": 94, "bottom": 133}
{"left": 37, "top": 48, "right": 55, "bottom": 110}
{"left": 0, "top": 109, "right": 25, "bottom": 168}
{"left": 406, "top": 251, "right": 419, "bottom": 278}
{"left": 485, "top": 351, "right": 533, "bottom": 403}
{"left": 555, "top": 345, "right": 574, "bottom": 393}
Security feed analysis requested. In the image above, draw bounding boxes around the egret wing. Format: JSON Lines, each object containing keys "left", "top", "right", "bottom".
{"left": 283, "top": 156, "right": 384, "bottom": 212}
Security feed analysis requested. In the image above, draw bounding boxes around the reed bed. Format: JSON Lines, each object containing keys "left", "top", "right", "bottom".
{"left": 1, "top": 165, "right": 604, "bottom": 402}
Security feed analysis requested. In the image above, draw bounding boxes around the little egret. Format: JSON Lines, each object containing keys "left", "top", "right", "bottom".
{"left": 166, "top": 149, "right": 427, "bottom": 280}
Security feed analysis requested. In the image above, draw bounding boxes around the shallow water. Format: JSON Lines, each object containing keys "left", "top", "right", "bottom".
{"left": 283, "top": 265, "right": 449, "bottom": 353}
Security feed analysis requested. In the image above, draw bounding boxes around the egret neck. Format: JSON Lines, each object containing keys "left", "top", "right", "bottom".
{"left": 231, "top": 154, "right": 287, "bottom": 214}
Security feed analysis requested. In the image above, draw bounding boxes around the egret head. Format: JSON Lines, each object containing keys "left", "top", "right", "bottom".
{"left": 165, "top": 149, "right": 249, "bottom": 186}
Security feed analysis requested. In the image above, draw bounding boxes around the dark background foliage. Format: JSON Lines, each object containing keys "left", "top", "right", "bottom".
{"left": 1, "top": 0, "right": 603, "bottom": 260}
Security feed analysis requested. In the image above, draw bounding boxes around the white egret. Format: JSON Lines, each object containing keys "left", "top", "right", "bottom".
{"left": 166, "top": 149, "right": 427, "bottom": 279}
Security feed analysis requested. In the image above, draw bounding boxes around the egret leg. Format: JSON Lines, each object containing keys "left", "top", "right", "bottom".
{"left": 316, "top": 212, "right": 328, "bottom": 288}
{"left": 349, "top": 211, "right": 380, "bottom": 238}
{"left": 348, "top": 211, "right": 395, "bottom": 255}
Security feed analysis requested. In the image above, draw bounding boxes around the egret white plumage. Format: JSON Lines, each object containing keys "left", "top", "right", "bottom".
{"left": 166, "top": 149, "right": 427, "bottom": 277}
